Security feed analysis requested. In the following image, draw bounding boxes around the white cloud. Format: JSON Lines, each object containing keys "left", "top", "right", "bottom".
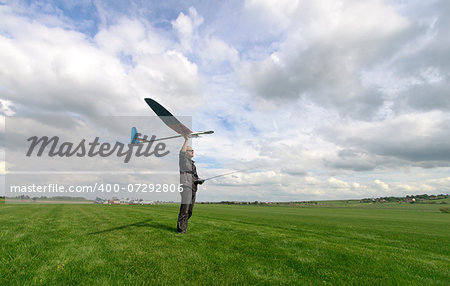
{"left": 0, "top": 99, "right": 15, "bottom": 116}
{"left": 328, "top": 177, "right": 349, "bottom": 189}
{"left": 374, "top": 179, "right": 389, "bottom": 192}
{"left": 171, "top": 7, "right": 203, "bottom": 53}
{"left": 0, "top": 6, "right": 201, "bottom": 118}
{"left": 94, "top": 17, "right": 168, "bottom": 56}
{"left": 200, "top": 36, "right": 239, "bottom": 66}
{"left": 171, "top": 7, "right": 239, "bottom": 70}
{"left": 244, "top": 0, "right": 299, "bottom": 34}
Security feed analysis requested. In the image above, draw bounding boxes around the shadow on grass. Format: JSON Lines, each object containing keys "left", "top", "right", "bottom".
{"left": 88, "top": 219, "right": 175, "bottom": 235}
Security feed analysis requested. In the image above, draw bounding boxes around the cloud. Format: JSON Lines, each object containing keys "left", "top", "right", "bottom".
{"left": 0, "top": 99, "right": 15, "bottom": 116}
{"left": 321, "top": 111, "right": 450, "bottom": 169}
{"left": 244, "top": 0, "right": 299, "bottom": 34}
{"left": 171, "top": 7, "right": 203, "bottom": 53}
{"left": 0, "top": 5, "right": 201, "bottom": 119}
{"left": 171, "top": 7, "right": 239, "bottom": 71}
{"left": 324, "top": 149, "right": 378, "bottom": 171}
{"left": 374, "top": 179, "right": 389, "bottom": 192}
{"left": 328, "top": 177, "right": 349, "bottom": 189}
{"left": 359, "top": 1, "right": 450, "bottom": 116}
{"left": 240, "top": 0, "right": 410, "bottom": 119}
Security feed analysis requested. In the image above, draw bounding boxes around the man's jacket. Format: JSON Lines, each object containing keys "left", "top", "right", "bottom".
{"left": 179, "top": 151, "right": 199, "bottom": 192}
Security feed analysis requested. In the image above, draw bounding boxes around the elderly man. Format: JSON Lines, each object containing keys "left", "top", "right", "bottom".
{"left": 177, "top": 136, "right": 204, "bottom": 234}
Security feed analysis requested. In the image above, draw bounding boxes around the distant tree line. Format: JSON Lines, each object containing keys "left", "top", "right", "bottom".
{"left": 360, "top": 194, "right": 448, "bottom": 204}
{"left": 11, "top": 195, "right": 88, "bottom": 201}
{"left": 199, "top": 194, "right": 449, "bottom": 205}
{"left": 200, "top": 201, "right": 321, "bottom": 205}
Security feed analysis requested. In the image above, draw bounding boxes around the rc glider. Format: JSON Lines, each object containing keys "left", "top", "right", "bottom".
{"left": 131, "top": 98, "right": 214, "bottom": 144}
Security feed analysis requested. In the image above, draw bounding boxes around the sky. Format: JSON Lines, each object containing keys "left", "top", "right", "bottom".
{"left": 1, "top": 0, "right": 449, "bottom": 201}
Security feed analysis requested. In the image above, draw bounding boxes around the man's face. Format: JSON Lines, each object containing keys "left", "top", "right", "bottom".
{"left": 186, "top": 147, "right": 194, "bottom": 158}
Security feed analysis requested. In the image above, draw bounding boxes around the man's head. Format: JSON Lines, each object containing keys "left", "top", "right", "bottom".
{"left": 186, "top": 146, "right": 194, "bottom": 158}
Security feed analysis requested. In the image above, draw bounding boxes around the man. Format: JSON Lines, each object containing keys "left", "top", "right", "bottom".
{"left": 177, "top": 135, "right": 204, "bottom": 234}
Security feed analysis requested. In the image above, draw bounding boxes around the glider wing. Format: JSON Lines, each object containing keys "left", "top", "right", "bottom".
{"left": 144, "top": 98, "right": 192, "bottom": 136}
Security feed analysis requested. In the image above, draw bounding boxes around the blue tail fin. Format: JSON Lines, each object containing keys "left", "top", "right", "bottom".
{"left": 131, "top": 127, "right": 139, "bottom": 144}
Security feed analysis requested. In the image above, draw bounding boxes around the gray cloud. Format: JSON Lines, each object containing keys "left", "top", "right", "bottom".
{"left": 321, "top": 111, "right": 450, "bottom": 169}
{"left": 240, "top": 0, "right": 412, "bottom": 119}
{"left": 239, "top": 0, "right": 450, "bottom": 124}
{"left": 324, "top": 149, "right": 378, "bottom": 171}
{"left": 392, "top": 18, "right": 450, "bottom": 113}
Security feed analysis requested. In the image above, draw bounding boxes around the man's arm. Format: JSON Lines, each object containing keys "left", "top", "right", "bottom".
{"left": 181, "top": 136, "right": 189, "bottom": 152}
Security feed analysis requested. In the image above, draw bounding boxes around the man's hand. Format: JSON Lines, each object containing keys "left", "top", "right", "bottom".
{"left": 194, "top": 179, "right": 205, "bottom": 185}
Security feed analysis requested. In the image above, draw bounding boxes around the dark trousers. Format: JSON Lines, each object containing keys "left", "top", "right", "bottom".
{"left": 177, "top": 189, "right": 196, "bottom": 233}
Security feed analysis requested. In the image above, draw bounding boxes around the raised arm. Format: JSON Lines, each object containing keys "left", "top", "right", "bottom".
{"left": 181, "top": 135, "right": 189, "bottom": 152}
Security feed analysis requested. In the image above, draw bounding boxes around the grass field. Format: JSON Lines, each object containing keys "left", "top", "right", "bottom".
{"left": 1, "top": 199, "right": 449, "bottom": 285}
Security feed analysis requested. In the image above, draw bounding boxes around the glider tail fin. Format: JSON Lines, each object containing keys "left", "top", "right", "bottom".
{"left": 131, "top": 127, "right": 139, "bottom": 144}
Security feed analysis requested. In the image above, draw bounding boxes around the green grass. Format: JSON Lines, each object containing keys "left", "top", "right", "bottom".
{"left": 0, "top": 200, "right": 449, "bottom": 285}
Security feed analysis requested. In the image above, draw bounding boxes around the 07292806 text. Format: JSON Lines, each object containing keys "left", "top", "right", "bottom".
{"left": 96, "top": 183, "right": 183, "bottom": 193}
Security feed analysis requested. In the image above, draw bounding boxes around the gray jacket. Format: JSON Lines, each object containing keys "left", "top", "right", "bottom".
{"left": 179, "top": 151, "right": 199, "bottom": 191}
